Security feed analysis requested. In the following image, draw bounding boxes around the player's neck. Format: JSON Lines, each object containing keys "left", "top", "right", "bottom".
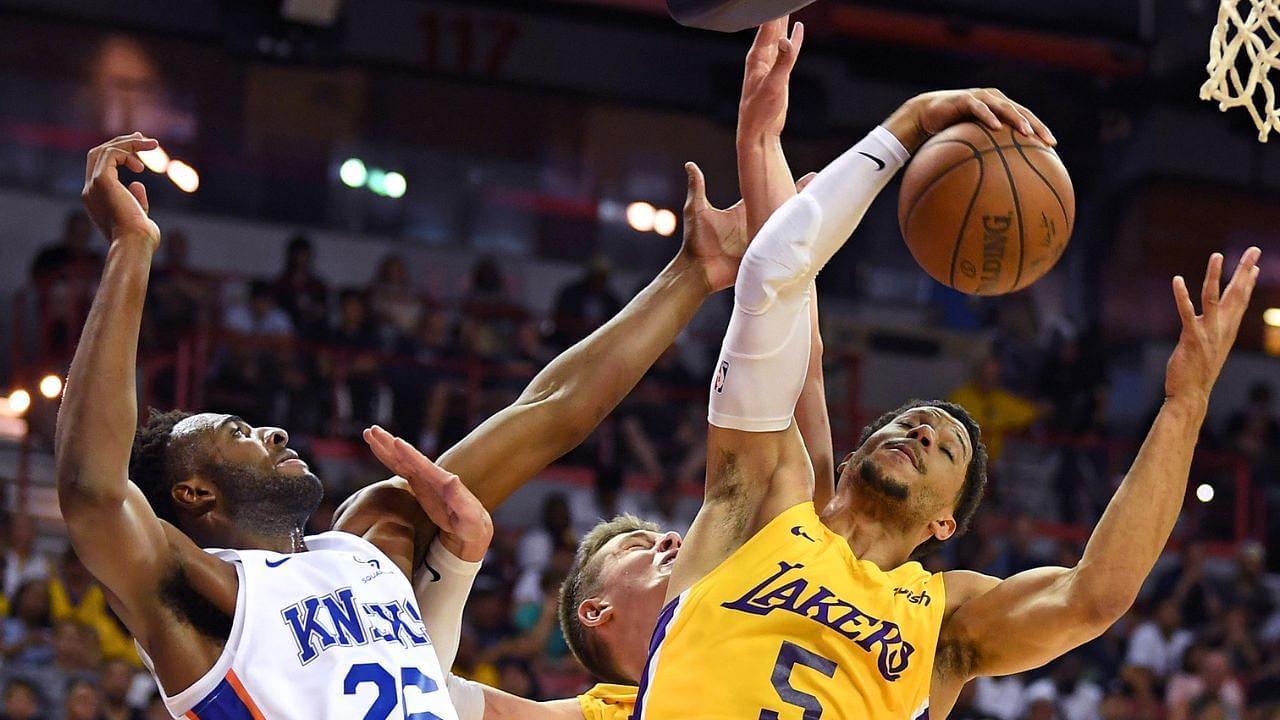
{"left": 820, "top": 498, "right": 915, "bottom": 570}
{"left": 214, "top": 524, "right": 307, "bottom": 554}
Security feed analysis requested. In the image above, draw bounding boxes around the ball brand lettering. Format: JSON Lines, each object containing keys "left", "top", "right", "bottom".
{"left": 721, "top": 562, "right": 916, "bottom": 681}
{"left": 978, "top": 213, "right": 1012, "bottom": 293}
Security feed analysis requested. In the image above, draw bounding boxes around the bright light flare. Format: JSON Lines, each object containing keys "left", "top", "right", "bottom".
{"left": 653, "top": 209, "right": 678, "bottom": 237}
{"left": 1196, "top": 483, "right": 1215, "bottom": 503}
{"left": 340, "top": 158, "right": 367, "bottom": 188}
{"left": 167, "top": 160, "right": 199, "bottom": 193}
{"left": 7, "top": 390, "right": 30, "bottom": 416}
{"left": 39, "top": 375, "right": 63, "bottom": 399}
{"left": 138, "top": 146, "right": 170, "bottom": 173}
{"left": 1265, "top": 308, "right": 1280, "bottom": 327}
{"left": 626, "top": 202, "right": 656, "bottom": 232}
{"left": 384, "top": 172, "right": 407, "bottom": 199}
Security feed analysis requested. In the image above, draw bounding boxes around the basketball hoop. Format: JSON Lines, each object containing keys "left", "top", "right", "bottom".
{"left": 1200, "top": 0, "right": 1280, "bottom": 142}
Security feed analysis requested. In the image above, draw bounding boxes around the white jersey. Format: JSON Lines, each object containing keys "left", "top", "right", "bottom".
{"left": 143, "top": 531, "right": 458, "bottom": 720}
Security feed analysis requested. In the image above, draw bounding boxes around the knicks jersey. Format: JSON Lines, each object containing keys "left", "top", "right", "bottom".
{"left": 142, "top": 531, "right": 458, "bottom": 720}
{"left": 579, "top": 683, "right": 638, "bottom": 720}
{"left": 636, "top": 502, "right": 945, "bottom": 720}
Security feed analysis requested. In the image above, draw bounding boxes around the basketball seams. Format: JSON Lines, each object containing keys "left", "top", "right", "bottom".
{"left": 901, "top": 151, "right": 981, "bottom": 232}
{"left": 974, "top": 125, "right": 1026, "bottom": 294}
{"left": 1010, "top": 134, "right": 1071, "bottom": 235}
{"left": 946, "top": 146, "right": 985, "bottom": 290}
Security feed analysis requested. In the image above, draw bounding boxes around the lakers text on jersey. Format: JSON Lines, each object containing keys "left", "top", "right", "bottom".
{"left": 635, "top": 502, "right": 945, "bottom": 720}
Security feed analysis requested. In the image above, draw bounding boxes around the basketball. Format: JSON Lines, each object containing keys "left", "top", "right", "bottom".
{"left": 898, "top": 122, "right": 1075, "bottom": 295}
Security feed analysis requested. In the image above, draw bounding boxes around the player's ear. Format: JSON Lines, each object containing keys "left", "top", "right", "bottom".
{"left": 578, "top": 598, "right": 614, "bottom": 628}
{"left": 928, "top": 516, "right": 957, "bottom": 543}
{"left": 172, "top": 476, "right": 218, "bottom": 516}
{"left": 835, "top": 452, "right": 855, "bottom": 476}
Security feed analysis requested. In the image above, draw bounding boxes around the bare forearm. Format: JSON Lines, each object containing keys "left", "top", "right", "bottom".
{"left": 796, "top": 291, "right": 833, "bottom": 509}
{"left": 55, "top": 239, "right": 154, "bottom": 499}
{"left": 737, "top": 134, "right": 795, "bottom": 238}
{"left": 1074, "top": 395, "right": 1208, "bottom": 614}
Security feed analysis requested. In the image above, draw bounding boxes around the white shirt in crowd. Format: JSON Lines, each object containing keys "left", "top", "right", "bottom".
{"left": 1023, "top": 678, "right": 1104, "bottom": 720}
{"left": 1125, "top": 621, "right": 1195, "bottom": 678}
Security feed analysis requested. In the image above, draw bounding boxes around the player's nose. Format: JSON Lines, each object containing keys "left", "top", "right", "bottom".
{"left": 259, "top": 426, "right": 289, "bottom": 447}
{"left": 657, "top": 531, "right": 682, "bottom": 551}
{"left": 906, "top": 423, "right": 936, "bottom": 449}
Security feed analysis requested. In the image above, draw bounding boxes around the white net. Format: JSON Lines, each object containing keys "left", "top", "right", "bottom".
{"left": 1200, "top": 0, "right": 1280, "bottom": 142}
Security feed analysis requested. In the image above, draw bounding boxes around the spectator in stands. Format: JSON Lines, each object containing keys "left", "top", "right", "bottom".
{"left": 388, "top": 307, "right": 457, "bottom": 452}
{"left": 329, "top": 288, "right": 385, "bottom": 432}
{"left": 1154, "top": 542, "right": 1219, "bottom": 629}
{"left": 48, "top": 550, "right": 136, "bottom": 666}
{"left": 63, "top": 678, "right": 102, "bottom": 720}
{"left": 1022, "top": 654, "right": 1104, "bottom": 720}
{"left": 949, "top": 355, "right": 1042, "bottom": 462}
{"left": 98, "top": 659, "right": 144, "bottom": 720}
{"left": 2, "top": 515, "right": 50, "bottom": 600}
{"left": 0, "top": 678, "right": 43, "bottom": 720}
{"left": 617, "top": 346, "right": 705, "bottom": 486}
{"left": 1166, "top": 648, "right": 1245, "bottom": 720}
{"left": 460, "top": 256, "right": 528, "bottom": 369}
{"left": 1125, "top": 598, "right": 1196, "bottom": 682}
{"left": 273, "top": 234, "right": 330, "bottom": 341}
{"left": 368, "top": 253, "right": 424, "bottom": 341}
{"left": 549, "top": 256, "right": 622, "bottom": 349}
{"left": 516, "top": 494, "right": 576, "bottom": 591}
{"left": 1224, "top": 540, "right": 1275, "bottom": 622}
{"left": 1212, "top": 605, "right": 1264, "bottom": 674}
{"left": 465, "top": 256, "right": 513, "bottom": 306}
{"left": 1224, "top": 382, "right": 1280, "bottom": 469}
{"left": 223, "top": 280, "right": 293, "bottom": 337}
{"left": 29, "top": 210, "right": 102, "bottom": 355}
{"left": 142, "top": 229, "right": 213, "bottom": 352}
{"left": 0, "top": 620, "right": 99, "bottom": 716}
{"left": 2, "top": 580, "right": 52, "bottom": 667}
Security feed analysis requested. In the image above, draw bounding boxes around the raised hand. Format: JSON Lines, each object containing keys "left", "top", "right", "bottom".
{"left": 1166, "top": 247, "right": 1262, "bottom": 403}
{"left": 738, "top": 17, "right": 804, "bottom": 141}
{"left": 885, "top": 88, "right": 1056, "bottom": 153}
{"left": 363, "top": 425, "right": 493, "bottom": 561}
{"left": 680, "top": 163, "right": 816, "bottom": 293}
{"left": 81, "top": 132, "right": 160, "bottom": 250}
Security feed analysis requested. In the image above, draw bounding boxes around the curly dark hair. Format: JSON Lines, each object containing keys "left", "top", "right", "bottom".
{"left": 855, "top": 399, "right": 988, "bottom": 560}
{"left": 128, "top": 408, "right": 194, "bottom": 526}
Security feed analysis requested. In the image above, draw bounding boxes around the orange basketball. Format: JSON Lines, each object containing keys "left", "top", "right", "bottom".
{"left": 897, "top": 122, "right": 1075, "bottom": 295}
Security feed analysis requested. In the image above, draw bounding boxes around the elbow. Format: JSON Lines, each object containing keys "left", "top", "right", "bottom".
{"left": 1071, "top": 573, "right": 1138, "bottom": 628}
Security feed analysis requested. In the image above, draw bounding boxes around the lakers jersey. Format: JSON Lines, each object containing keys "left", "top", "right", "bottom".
{"left": 141, "top": 531, "right": 458, "bottom": 720}
{"left": 636, "top": 502, "right": 945, "bottom": 720}
{"left": 579, "top": 683, "right": 638, "bottom": 720}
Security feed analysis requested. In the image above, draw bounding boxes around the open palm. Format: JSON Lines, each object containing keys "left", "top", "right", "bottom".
{"left": 1166, "top": 247, "right": 1261, "bottom": 402}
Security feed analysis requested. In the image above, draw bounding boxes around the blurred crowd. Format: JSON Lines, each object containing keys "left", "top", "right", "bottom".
{"left": 12, "top": 213, "right": 1280, "bottom": 718}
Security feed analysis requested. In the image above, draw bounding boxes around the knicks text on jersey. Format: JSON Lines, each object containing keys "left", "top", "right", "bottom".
{"left": 141, "top": 532, "right": 458, "bottom": 720}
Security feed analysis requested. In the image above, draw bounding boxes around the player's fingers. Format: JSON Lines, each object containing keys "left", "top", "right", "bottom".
{"left": 1201, "top": 252, "right": 1224, "bottom": 315}
{"left": 684, "top": 162, "right": 707, "bottom": 211}
{"left": 965, "top": 95, "right": 1002, "bottom": 131}
{"left": 393, "top": 436, "right": 451, "bottom": 486}
{"left": 979, "top": 91, "right": 1034, "bottom": 136}
{"left": 127, "top": 182, "right": 149, "bottom": 213}
{"left": 1173, "top": 276, "right": 1198, "bottom": 327}
{"left": 364, "top": 426, "right": 407, "bottom": 474}
{"left": 1006, "top": 98, "right": 1057, "bottom": 146}
{"left": 795, "top": 171, "right": 817, "bottom": 193}
{"left": 1224, "top": 247, "right": 1262, "bottom": 307}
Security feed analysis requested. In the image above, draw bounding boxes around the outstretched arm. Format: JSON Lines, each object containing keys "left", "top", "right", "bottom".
{"left": 671, "top": 88, "right": 1053, "bottom": 598}
{"left": 934, "top": 249, "right": 1261, "bottom": 705}
{"left": 333, "top": 164, "right": 751, "bottom": 557}
{"left": 55, "top": 135, "right": 237, "bottom": 651}
{"left": 734, "top": 18, "right": 834, "bottom": 508}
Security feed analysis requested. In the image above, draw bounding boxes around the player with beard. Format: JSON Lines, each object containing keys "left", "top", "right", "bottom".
{"left": 59, "top": 107, "right": 782, "bottom": 718}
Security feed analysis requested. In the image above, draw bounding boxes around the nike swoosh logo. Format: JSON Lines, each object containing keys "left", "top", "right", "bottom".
{"left": 791, "top": 526, "right": 816, "bottom": 542}
{"left": 265, "top": 557, "right": 292, "bottom": 568}
{"left": 858, "top": 151, "right": 886, "bottom": 171}
{"left": 423, "top": 562, "right": 442, "bottom": 583}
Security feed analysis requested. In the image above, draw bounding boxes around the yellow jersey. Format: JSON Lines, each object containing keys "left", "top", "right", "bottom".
{"left": 636, "top": 502, "right": 945, "bottom": 720}
{"left": 579, "top": 683, "right": 638, "bottom": 720}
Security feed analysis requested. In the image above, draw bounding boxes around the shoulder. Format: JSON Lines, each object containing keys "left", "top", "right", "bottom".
{"left": 941, "top": 569, "right": 1001, "bottom": 618}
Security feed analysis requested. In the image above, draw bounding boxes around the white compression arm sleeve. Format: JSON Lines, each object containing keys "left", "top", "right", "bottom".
{"left": 708, "top": 126, "right": 909, "bottom": 431}
{"left": 445, "top": 674, "right": 486, "bottom": 720}
{"left": 416, "top": 538, "right": 483, "bottom": 673}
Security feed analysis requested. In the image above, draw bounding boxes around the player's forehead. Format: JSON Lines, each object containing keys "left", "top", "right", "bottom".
{"left": 897, "top": 406, "right": 971, "bottom": 455}
{"left": 172, "top": 412, "right": 237, "bottom": 439}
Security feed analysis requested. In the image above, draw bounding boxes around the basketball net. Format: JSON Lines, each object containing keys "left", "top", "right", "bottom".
{"left": 1200, "top": 0, "right": 1280, "bottom": 142}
